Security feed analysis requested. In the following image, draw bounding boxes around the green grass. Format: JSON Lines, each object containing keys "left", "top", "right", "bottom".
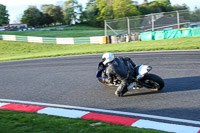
{"left": 0, "top": 30, "right": 104, "bottom": 38}
{"left": 0, "top": 110, "right": 165, "bottom": 133}
{"left": 0, "top": 25, "right": 104, "bottom": 38}
{"left": 64, "top": 25, "right": 104, "bottom": 30}
{"left": 0, "top": 37, "right": 200, "bottom": 62}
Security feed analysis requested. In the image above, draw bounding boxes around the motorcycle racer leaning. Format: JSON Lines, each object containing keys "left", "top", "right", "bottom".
{"left": 101, "top": 52, "right": 136, "bottom": 97}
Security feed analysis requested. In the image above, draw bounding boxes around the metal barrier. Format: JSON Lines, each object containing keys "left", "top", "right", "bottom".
{"left": 107, "top": 33, "right": 140, "bottom": 44}
{"left": 104, "top": 10, "right": 200, "bottom": 37}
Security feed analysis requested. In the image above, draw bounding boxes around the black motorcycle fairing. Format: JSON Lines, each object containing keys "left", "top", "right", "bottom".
{"left": 96, "top": 61, "right": 106, "bottom": 78}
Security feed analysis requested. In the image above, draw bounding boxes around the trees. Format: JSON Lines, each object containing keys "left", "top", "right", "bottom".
{"left": 47, "top": 6, "right": 64, "bottom": 25}
{"left": 83, "top": 0, "right": 99, "bottom": 26}
{"left": 38, "top": 13, "right": 54, "bottom": 26}
{"left": 112, "top": 0, "right": 140, "bottom": 19}
{"left": 139, "top": 0, "right": 174, "bottom": 15}
{"left": 95, "top": 0, "right": 114, "bottom": 23}
{"left": 18, "top": 0, "right": 192, "bottom": 28}
{"left": 157, "top": 0, "right": 173, "bottom": 12}
{"left": 41, "top": 5, "right": 64, "bottom": 25}
{"left": 41, "top": 4, "right": 54, "bottom": 13}
{"left": 172, "top": 4, "right": 188, "bottom": 11}
{"left": 0, "top": 4, "right": 9, "bottom": 26}
{"left": 190, "top": 7, "right": 200, "bottom": 22}
{"left": 21, "top": 6, "right": 42, "bottom": 27}
{"left": 21, "top": 5, "right": 64, "bottom": 27}
{"left": 64, "top": 0, "right": 83, "bottom": 24}
{"left": 94, "top": 0, "right": 141, "bottom": 26}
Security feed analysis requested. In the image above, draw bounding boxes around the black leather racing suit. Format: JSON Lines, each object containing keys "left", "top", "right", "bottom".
{"left": 105, "top": 56, "right": 136, "bottom": 96}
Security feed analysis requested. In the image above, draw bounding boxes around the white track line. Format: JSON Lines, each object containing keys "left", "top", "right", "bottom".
{"left": 0, "top": 99, "right": 200, "bottom": 125}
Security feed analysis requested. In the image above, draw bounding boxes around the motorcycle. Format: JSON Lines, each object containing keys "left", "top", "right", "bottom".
{"left": 96, "top": 62, "right": 165, "bottom": 92}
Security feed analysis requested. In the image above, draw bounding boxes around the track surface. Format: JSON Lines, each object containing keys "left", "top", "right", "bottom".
{"left": 0, "top": 50, "right": 200, "bottom": 125}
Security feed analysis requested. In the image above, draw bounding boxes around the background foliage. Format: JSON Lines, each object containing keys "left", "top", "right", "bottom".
{"left": 1, "top": 0, "right": 199, "bottom": 27}
{"left": 0, "top": 4, "right": 9, "bottom": 26}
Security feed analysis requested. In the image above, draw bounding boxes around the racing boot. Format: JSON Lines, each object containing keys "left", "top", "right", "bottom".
{"left": 115, "top": 84, "right": 128, "bottom": 97}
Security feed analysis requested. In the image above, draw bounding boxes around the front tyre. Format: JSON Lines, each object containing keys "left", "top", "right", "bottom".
{"left": 98, "top": 78, "right": 115, "bottom": 86}
{"left": 140, "top": 73, "right": 165, "bottom": 91}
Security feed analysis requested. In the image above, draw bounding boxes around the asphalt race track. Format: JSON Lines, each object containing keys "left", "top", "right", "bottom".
{"left": 0, "top": 50, "right": 200, "bottom": 126}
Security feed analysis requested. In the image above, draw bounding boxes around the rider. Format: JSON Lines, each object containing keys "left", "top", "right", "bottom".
{"left": 101, "top": 52, "right": 136, "bottom": 97}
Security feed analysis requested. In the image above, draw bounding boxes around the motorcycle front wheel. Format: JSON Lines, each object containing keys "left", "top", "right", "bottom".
{"left": 98, "top": 78, "right": 114, "bottom": 86}
{"left": 140, "top": 73, "right": 165, "bottom": 91}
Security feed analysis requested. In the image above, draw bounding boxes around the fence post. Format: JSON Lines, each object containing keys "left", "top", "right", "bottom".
{"left": 176, "top": 11, "right": 180, "bottom": 29}
{"left": 104, "top": 20, "right": 107, "bottom": 36}
{"left": 151, "top": 14, "right": 154, "bottom": 31}
{"left": 127, "top": 17, "right": 131, "bottom": 35}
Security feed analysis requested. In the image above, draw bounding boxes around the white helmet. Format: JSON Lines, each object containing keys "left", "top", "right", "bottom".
{"left": 102, "top": 52, "right": 114, "bottom": 65}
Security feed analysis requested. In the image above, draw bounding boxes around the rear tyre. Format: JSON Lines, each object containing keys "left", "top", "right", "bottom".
{"left": 141, "top": 73, "right": 165, "bottom": 91}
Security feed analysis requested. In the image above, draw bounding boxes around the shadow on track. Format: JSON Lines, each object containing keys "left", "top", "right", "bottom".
{"left": 124, "top": 76, "right": 200, "bottom": 97}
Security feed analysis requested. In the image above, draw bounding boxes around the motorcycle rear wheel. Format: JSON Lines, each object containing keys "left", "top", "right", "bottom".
{"left": 140, "top": 73, "right": 165, "bottom": 91}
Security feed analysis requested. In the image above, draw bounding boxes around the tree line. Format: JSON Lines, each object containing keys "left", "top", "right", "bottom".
{"left": 0, "top": 0, "right": 200, "bottom": 27}
{"left": 0, "top": 4, "right": 9, "bottom": 26}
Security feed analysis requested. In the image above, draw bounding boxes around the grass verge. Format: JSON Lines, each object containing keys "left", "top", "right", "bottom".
{"left": 0, "top": 30, "right": 105, "bottom": 38}
{"left": 0, "top": 37, "right": 200, "bottom": 61}
{"left": 0, "top": 25, "right": 104, "bottom": 38}
{"left": 0, "top": 110, "right": 165, "bottom": 133}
